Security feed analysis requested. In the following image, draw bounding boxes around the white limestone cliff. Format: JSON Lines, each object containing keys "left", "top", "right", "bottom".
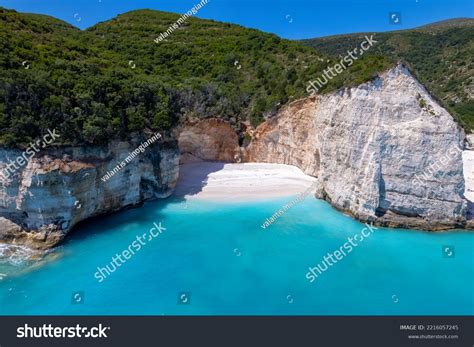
{"left": 245, "top": 65, "right": 468, "bottom": 229}
{"left": 0, "top": 140, "right": 179, "bottom": 249}
{"left": 1, "top": 64, "right": 471, "bottom": 250}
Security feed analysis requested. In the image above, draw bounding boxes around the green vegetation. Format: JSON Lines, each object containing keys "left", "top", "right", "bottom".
{"left": 1, "top": 9, "right": 471, "bottom": 146}
{"left": 301, "top": 18, "right": 474, "bottom": 130}
{"left": 417, "top": 94, "right": 427, "bottom": 109}
{"left": 419, "top": 99, "right": 427, "bottom": 109}
{"left": 0, "top": 8, "right": 393, "bottom": 146}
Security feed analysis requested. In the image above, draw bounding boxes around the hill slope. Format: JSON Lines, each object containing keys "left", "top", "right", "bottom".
{"left": 1, "top": 9, "right": 471, "bottom": 145}
{"left": 0, "top": 8, "right": 391, "bottom": 146}
{"left": 302, "top": 18, "right": 474, "bottom": 130}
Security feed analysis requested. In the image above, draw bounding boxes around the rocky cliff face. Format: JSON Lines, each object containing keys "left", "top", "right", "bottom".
{"left": 245, "top": 65, "right": 468, "bottom": 230}
{"left": 176, "top": 118, "right": 241, "bottom": 163}
{"left": 0, "top": 64, "right": 469, "bottom": 251}
{"left": 0, "top": 140, "right": 179, "bottom": 249}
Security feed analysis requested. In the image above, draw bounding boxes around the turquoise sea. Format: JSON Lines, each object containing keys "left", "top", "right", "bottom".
{"left": 0, "top": 195, "right": 473, "bottom": 315}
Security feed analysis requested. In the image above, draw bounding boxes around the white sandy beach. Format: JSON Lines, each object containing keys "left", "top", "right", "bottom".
{"left": 462, "top": 150, "right": 474, "bottom": 202}
{"left": 173, "top": 162, "right": 317, "bottom": 202}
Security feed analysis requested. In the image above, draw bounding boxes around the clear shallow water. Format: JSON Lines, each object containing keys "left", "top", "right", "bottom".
{"left": 0, "top": 195, "right": 473, "bottom": 315}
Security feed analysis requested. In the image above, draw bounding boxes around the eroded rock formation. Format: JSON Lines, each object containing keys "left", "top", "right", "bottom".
{"left": 0, "top": 64, "right": 471, "bottom": 250}
{"left": 0, "top": 140, "right": 179, "bottom": 249}
{"left": 245, "top": 65, "right": 468, "bottom": 230}
{"left": 176, "top": 118, "right": 241, "bottom": 163}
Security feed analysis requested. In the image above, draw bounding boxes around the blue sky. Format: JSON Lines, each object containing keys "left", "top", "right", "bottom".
{"left": 1, "top": 0, "right": 473, "bottom": 39}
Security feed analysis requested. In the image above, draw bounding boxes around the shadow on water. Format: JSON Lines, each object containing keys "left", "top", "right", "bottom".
{"left": 65, "top": 161, "right": 227, "bottom": 243}
{"left": 0, "top": 161, "right": 228, "bottom": 274}
{"left": 65, "top": 201, "right": 166, "bottom": 244}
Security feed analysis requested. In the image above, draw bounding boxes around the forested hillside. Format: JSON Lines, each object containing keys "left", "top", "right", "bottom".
{"left": 1, "top": 8, "right": 471, "bottom": 146}
{"left": 0, "top": 8, "right": 390, "bottom": 146}
{"left": 302, "top": 18, "right": 474, "bottom": 130}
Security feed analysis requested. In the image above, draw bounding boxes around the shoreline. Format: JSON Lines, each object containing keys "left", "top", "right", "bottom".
{"left": 173, "top": 162, "right": 318, "bottom": 203}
